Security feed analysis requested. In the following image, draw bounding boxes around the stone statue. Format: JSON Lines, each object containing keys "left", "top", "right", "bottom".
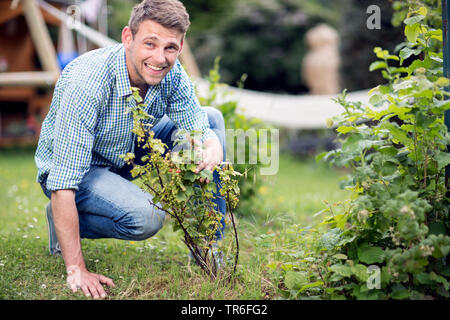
{"left": 302, "top": 24, "right": 340, "bottom": 95}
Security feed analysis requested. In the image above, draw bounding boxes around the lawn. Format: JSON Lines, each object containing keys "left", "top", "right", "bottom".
{"left": 0, "top": 147, "right": 348, "bottom": 299}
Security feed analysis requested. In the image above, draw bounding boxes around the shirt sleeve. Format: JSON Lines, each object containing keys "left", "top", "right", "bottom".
{"left": 45, "top": 83, "right": 98, "bottom": 191}
{"left": 166, "top": 62, "right": 219, "bottom": 143}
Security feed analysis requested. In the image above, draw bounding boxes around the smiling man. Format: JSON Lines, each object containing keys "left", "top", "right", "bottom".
{"left": 35, "top": 0, "right": 226, "bottom": 299}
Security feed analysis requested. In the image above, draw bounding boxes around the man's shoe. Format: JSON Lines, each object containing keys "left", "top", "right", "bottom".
{"left": 45, "top": 202, "right": 62, "bottom": 256}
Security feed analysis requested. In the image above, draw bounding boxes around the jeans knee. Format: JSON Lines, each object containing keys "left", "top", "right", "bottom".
{"left": 203, "top": 107, "right": 225, "bottom": 131}
{"left": 119, "top": 207, "right": 165, "bottom": 241}
{"left": 140, "top": 209, "right": 165, "bottom": 240}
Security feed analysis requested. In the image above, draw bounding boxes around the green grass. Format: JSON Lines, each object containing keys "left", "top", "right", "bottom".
{"left": 0, "top": 147, "right": 349, "bottom": 299}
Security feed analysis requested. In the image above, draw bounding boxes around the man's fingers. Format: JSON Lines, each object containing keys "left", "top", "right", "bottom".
{"left": 195, "top": 162, "right": 207, "bottom": 173}
{"left": 99, "top": 275, "right": 115, "bottom": 288}
{"left": 88, "top": 282, "right": 101, "bottom": 299}
{"left": 95, "top": 282, "right": 107, "bottom": 298}
{"left": 80, "top": 285, "right": 90, "bottom": 298}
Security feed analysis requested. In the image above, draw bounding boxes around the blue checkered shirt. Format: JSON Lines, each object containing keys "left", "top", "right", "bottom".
{"left": 35, "top": 44, "right": 217, "bottom": 191}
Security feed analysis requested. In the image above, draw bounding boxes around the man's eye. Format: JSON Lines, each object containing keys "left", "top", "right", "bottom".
{"left": 145, "top": 42, "right": 154, "bottom": 48}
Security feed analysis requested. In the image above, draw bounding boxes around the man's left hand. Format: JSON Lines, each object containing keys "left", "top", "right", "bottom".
{"left": 195, "top": 138, "right": 223, "bottom": 183}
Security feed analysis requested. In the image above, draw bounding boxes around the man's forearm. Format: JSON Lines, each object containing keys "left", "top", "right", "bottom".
{"left": 51, "top": 190, "right": 86, "bottom": 271}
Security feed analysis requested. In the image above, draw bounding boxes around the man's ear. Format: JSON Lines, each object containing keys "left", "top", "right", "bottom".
{"left": 122, "top": 26, "right": 133, "bottom": 49}
{"left": 178, "top": 37, "right": 184, "bottom": 56}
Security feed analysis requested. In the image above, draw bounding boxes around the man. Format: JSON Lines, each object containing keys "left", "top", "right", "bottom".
{"left": 35, "top": 0, "right": 226, "bottom": 299}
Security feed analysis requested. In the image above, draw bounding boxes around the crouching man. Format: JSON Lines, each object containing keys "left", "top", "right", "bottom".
{"left": 35, "top": 0, "right": 226, "bottom": 299}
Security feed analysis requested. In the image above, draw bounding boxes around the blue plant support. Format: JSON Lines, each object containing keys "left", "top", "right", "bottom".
{"left": 443, "top": 0, "right": 450, "bottom": 191}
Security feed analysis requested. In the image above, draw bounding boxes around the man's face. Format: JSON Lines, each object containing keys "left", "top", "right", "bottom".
{"left": 122, "top": 20, "right": 184, "bottom": 87}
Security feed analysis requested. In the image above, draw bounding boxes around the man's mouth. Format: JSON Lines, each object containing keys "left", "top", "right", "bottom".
{"left": 144, "top": 62, "right": 165, "bottom": 72}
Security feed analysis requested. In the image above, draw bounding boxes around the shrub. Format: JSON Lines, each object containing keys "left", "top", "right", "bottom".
{"left": 274, "top": 3, "right": 449, "bottom": 300}
{"left": 121, "top": 87, "right": 242, "bottom": 278}
{"left": 316, "top": 4, "right": 450, "bottom": 299}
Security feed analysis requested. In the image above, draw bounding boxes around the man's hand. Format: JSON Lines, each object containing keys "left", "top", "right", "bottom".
{"left": 67, "top": 265, "right": 115, "bottom": 299}
{"left": 195, "top": 137, "right": 223, "bottom": 183}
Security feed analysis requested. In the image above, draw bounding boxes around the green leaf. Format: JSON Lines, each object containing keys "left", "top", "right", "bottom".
{"left": 183, "top": 171, "right": 198, "bottom": 182}
{"left": 342, "top": 135, "right": 380, "bottom": 155}
{"left": 386, "top": 55, "right": 400, "bottom": 61}
{"left": 390, "top": 284, "right": 410, "bottom": 300}
{"left": 435, "top": 77, "right": 450, "bottom": 87}
{"left": 337, "top": 126, "right": 356, "bottom": 134}
{"left": 330, "top": 264, "right": 353, "bottom": 277}
{"left": 320, "top": 228, "right": 341, "bottom": 250}
{"left": 369, "top": 61, "right": 387, "bottom": 72}
{"left": 435, "top": 151, "right": 450, "bottom": 170}
{"left": 399, "top": 47, "right": 422, "bottom": 62}
{"left": 427, "top": 29, "right": 443, "bottom": 41}
{"left": 384, "top": 122, "right": 412, "bottom": 146}
{"left": 374, "top": 47, "right": 389, "bottom": 59}
{"left": 299, "top": 281, "right": 324, "bottom": 293}
{"left": 379, "top": 85, "right": 391, "bottom": 94}
{"left": 403, "top": 15, "right": 425, "bottom": 26}
{"left": 351, "top": 264, "right": 369, "bottom": 282}
{"left": 405, "top": 24, "right": 420, "bottom": 44}
{"left": 357, "top": 244, "right": 385, "bottom": 264}
{"left": 378, "top": 146, "right": 398, "bottom": 156}
{"left": 199, "top": 169, "right": 214, "bottom": 181}
{"left": 414, "top": 272, "right": 432, "bottom": 285}
{"left": 387, "top": 104, "right": 411, "bottom": 120}
{"left": 326, "top": 118, "right": 334, "bottom": 128}
{"left": 417, "top": 6, "right": 427, "bottom": 17}
{"left": 430, "top": 272, "right": 450, "bottom": 290}
{"left": 335, "top": 213, "right": 348, "bottom": 230}
{"left": 391, "top": 67, "right": 407, "bottom": 75}
{"left": 369, "top": 94, "right": 383, "bottom": 106}
{"left": 284, "top": 271, "right": 309, "bottom": 290}
{"left": 441, "top": 266, "right": 450, "bottom": 277}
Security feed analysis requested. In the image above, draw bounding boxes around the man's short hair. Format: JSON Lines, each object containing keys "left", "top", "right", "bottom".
{"left": 128, "top": 0, "right": 190, "bottom": 37}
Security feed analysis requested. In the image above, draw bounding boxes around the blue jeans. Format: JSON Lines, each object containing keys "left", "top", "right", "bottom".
{"left": 40, "top": 107, "right": 227, "bottom": 241}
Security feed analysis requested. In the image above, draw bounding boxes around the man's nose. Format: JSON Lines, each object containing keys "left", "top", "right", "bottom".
{"left": 154, "top": 48, "right": 166, "bottom": 65}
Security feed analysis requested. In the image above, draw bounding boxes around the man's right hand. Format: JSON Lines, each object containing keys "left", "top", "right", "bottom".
{"left": 67, "top": 265, "right": 115, "bottom": 299}
{"left": 51, "top": 190, "right": 115, "bottom": 299}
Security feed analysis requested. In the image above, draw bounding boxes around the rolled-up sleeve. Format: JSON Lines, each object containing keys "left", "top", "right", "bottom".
{"left": 46, "top": 84, "right": 98, "bottom": 191}
{"left": 166, "top": 63, "right": 219, "bottom": 143}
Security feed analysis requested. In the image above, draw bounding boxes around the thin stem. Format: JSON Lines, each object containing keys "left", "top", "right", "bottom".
{"left": 226, "top": 191, "right": 239, "bottom": 274}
